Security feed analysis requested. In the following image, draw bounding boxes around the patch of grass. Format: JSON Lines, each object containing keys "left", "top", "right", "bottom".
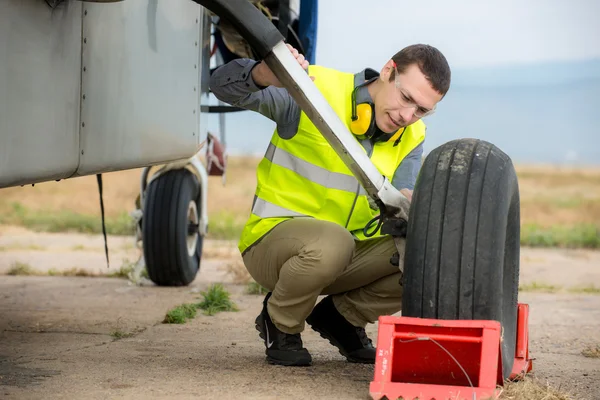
{"left": 521, "top": 223, "right": 600, "bottom": 249}
{"left": 524, "top": 196, "right": 600, "bottom": 210}
{"left": 0, "top": 202, "right": 135, "bottom": 236}
{"left": 7, "top": 262, "right": 38, "bottom": 276}
{"left": 56, "top": 267, "right": 98, "bottom": 277}
{"left": 47, "top": 268, "right": 93, "bottom": 277}
{"left": 519, "top": 282, "right": 600, "bottom": 295}
{"left": 163, "top": 304, "right": 198, "bottom": 324}
{"left": 206, "top": 211, "right": 246, "bottom": 240}
{"left": 0, "top": 202, "right": 242, "bottom": 239}
{"left": 519, "top": 282, "right": 562, "bottom": 293}
{"left": 110, "top": 329, "right": 135, "bottom": 339}
{"left": 499, "top": 376, "right": 573, "bottom": 399}
{"left": 551, "top": 197, "right": 586, "bottom": 209}
{"left": 107, "top": 260, "right": 135, "bottom": 279}
{"left": 7, "top": 263, "right": 134, "bottom": 279}
{"left": 110, "top": 324, "right": 144, "bottom": 340}
{"left": 568, "top": 285, "right": 600, "bottom": 294}
{"left": 0, "top": 244, "right": 46, "bottom": 252}
{"left": 581, "top": 345, "right": 600, "bottom": 358}
{"left": 246, "top": 281, "right": 269, "bottom": 295}
{"left": 196, "top": 283, "right": 238, "bottom": 316}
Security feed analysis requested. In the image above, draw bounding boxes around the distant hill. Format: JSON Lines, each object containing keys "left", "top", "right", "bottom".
{"left": 451, "top": 58, "right": 600, "bottom": 87}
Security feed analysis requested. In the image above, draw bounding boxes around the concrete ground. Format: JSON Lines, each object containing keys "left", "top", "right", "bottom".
{"left": 1, "top": 228, "right": 599, "bottom": 399}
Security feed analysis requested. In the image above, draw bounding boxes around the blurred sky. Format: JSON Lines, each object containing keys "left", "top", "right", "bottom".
{"left": 313, "top": 0, "right": 600, "bottom": 71}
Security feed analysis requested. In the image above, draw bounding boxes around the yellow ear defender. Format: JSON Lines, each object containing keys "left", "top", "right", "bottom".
{"left": 350, "top": 75, "right": 406, "bottom": 144}
{"left": 350, "top": 103, "right": 374, "bottom": 136}
{"left": 350, "top": 77, "right": 378, "bottom": 137}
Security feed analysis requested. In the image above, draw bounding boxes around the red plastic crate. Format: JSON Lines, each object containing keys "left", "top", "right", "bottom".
{"left": 510, "top": 304, "right": 533, "bottom": 380}
{"left": 369, "top": 303, "right": 532, "bottom": 400}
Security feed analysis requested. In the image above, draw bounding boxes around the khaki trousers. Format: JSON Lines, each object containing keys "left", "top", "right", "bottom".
{"left": 242, "top": 218, "right": 405, "bottom": 334}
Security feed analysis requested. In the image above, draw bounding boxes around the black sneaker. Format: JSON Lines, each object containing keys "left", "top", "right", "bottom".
{"left": 255, "top": 293, "right": 312, "bottom": 366}
{"left": 306, "top": 296, "right": 376, "bottom": 364}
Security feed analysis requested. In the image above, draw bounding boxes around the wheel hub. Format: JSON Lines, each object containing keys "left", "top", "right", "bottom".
{"left": 186, "top": 201, "right": 199, "bottom": 257}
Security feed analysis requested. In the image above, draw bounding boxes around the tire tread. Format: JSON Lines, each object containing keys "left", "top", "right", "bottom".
{"left": 143, "top": 169, "right": 201, "bottom": 286}
{"left": 402, "top": 138, "right": 519, "bottom": 379}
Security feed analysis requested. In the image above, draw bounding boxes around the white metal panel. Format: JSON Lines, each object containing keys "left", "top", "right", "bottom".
{"left": 0, "top": 0, "right": 82, "bottom": 188}
{"left": 198, "top": 11, "right": 212, "bottom": 148}
{"left": 77, "top": 0, "right": 204, "bottom": 176}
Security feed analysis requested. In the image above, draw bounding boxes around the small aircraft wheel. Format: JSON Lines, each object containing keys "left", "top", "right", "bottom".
{"left": 142, "top": 169, "right": 203, "bottom": 286}
{"left": 402, "top": 138, "right": 520, "bottom": 380}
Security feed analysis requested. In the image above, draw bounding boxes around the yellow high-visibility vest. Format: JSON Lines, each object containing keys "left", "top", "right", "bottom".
{"left": 238, "top": 65, "right": 425, "bottom": 254}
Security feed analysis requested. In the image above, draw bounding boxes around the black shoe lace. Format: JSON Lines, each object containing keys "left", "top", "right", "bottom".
{"left": 281, "top": 333, "right": 303, "bottom": 349}
{"left": 355, "top": 327, "right": 373, "bottom": 347}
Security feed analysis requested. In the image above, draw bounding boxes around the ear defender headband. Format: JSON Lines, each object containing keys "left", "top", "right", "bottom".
{"left": 350, "top": 77, "right": 378, "bottom": 138}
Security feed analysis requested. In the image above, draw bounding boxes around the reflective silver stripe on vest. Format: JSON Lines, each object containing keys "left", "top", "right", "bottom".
{"left": 252, "top": 197, "right": 308, "bottom": 219}
{"left": 265, "top": 142, "right": 360, "bottom": 193}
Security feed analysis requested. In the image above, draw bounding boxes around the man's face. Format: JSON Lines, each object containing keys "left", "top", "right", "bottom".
{"left": 373, "top": 62, "right": 443, "bottom": 133}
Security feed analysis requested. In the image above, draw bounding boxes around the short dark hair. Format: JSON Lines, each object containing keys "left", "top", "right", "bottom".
{"left": 390, "top": 44, "right": 451, "bottom": 96}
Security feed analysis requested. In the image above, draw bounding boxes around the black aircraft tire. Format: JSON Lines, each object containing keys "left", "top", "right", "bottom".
{"left": 402, "top": 138, "right": 520, "bottom": 380}
{"left": 143, "top": 169, "right": 203, "bottom": 286}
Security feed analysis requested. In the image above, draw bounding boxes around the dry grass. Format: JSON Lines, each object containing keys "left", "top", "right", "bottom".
{"left": 7, "top": 262, "right": 38, "bottom": 276}
{"left": 6, "top": 260, "right": 135, "bottom": 279}
{"left": 203, "top": 243, "right": 242, "bottom": 259}
{"left": 519, "top": 282, "right": 562, "bottom": 293}
{"left": 569, "top": 285, "right": 600, "bottom": 294}
{"left": 515, "top": 165, "right": 600, "bottom": 228}
{"left": 222, "top": 258, "right": 251, "bottom": 284}
{"left": 519, "top": 282, "right": 600, "bottom": 295}
{"left": 110, "top": 329, "right": 136, "bottom": 340}
{"left": 0, "top": 243, "right": 46, "bottom": 252}
{"left": 7, "top": 263, "right": 100, "bottom": 278}
{"left": 581, "top": 344, "right": 600, "bottom": 358}
{"left": 48, "top": 267, "right": 99, "bottom": 277}
{"left": 0, "top": 159, "right": 598, "bottom": 246}
{"left": 203, "top": 241, "right": 250, "bottom": 283}
{"left": 0, "top": 156, "right": 259, "bottom": 219}
{"left": 499, "top": 376, "right": 574, "bottom": 399}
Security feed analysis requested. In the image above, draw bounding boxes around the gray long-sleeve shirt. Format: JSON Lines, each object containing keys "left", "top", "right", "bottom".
{"left": 209, "top": 59, "right": 423, "bottom": 190}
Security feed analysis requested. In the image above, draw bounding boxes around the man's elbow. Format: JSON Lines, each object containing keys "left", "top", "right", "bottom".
{"left": 209, "top": 68, "right": 226, "bottom": 101}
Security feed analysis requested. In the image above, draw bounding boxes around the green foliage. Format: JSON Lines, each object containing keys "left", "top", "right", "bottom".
{"left": 162, "top": 284, "right": 238, "bottom": 324}
{"left": 0, "top": 202, "right": 134, "bottom": 236}
{"left": 246, "top": 281, "right": 269, "bottom": 295}
{"left": 163, "top": 304, "right": 198, "bottom": 324}
{"left": 196, "top": 283, "right": 239, "bottom": 316}
{"left": 520, "top": 224, "right": 599, "bottom": 249}
{"left": 205, "top": 211, "right": 246, "bottom": 240}
{"left": 519, "top": 281, "right": 561, "bottom": 293}
{"left": 7, "top": 262, "right": 36, "bottom": 276}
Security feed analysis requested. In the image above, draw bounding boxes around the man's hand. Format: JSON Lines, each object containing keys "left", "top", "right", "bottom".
{"left": 251, "top": 44, "right": 314, "bottom": 88}
{"left": 400, "top": 188, "right": 413, "bottom": 203}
